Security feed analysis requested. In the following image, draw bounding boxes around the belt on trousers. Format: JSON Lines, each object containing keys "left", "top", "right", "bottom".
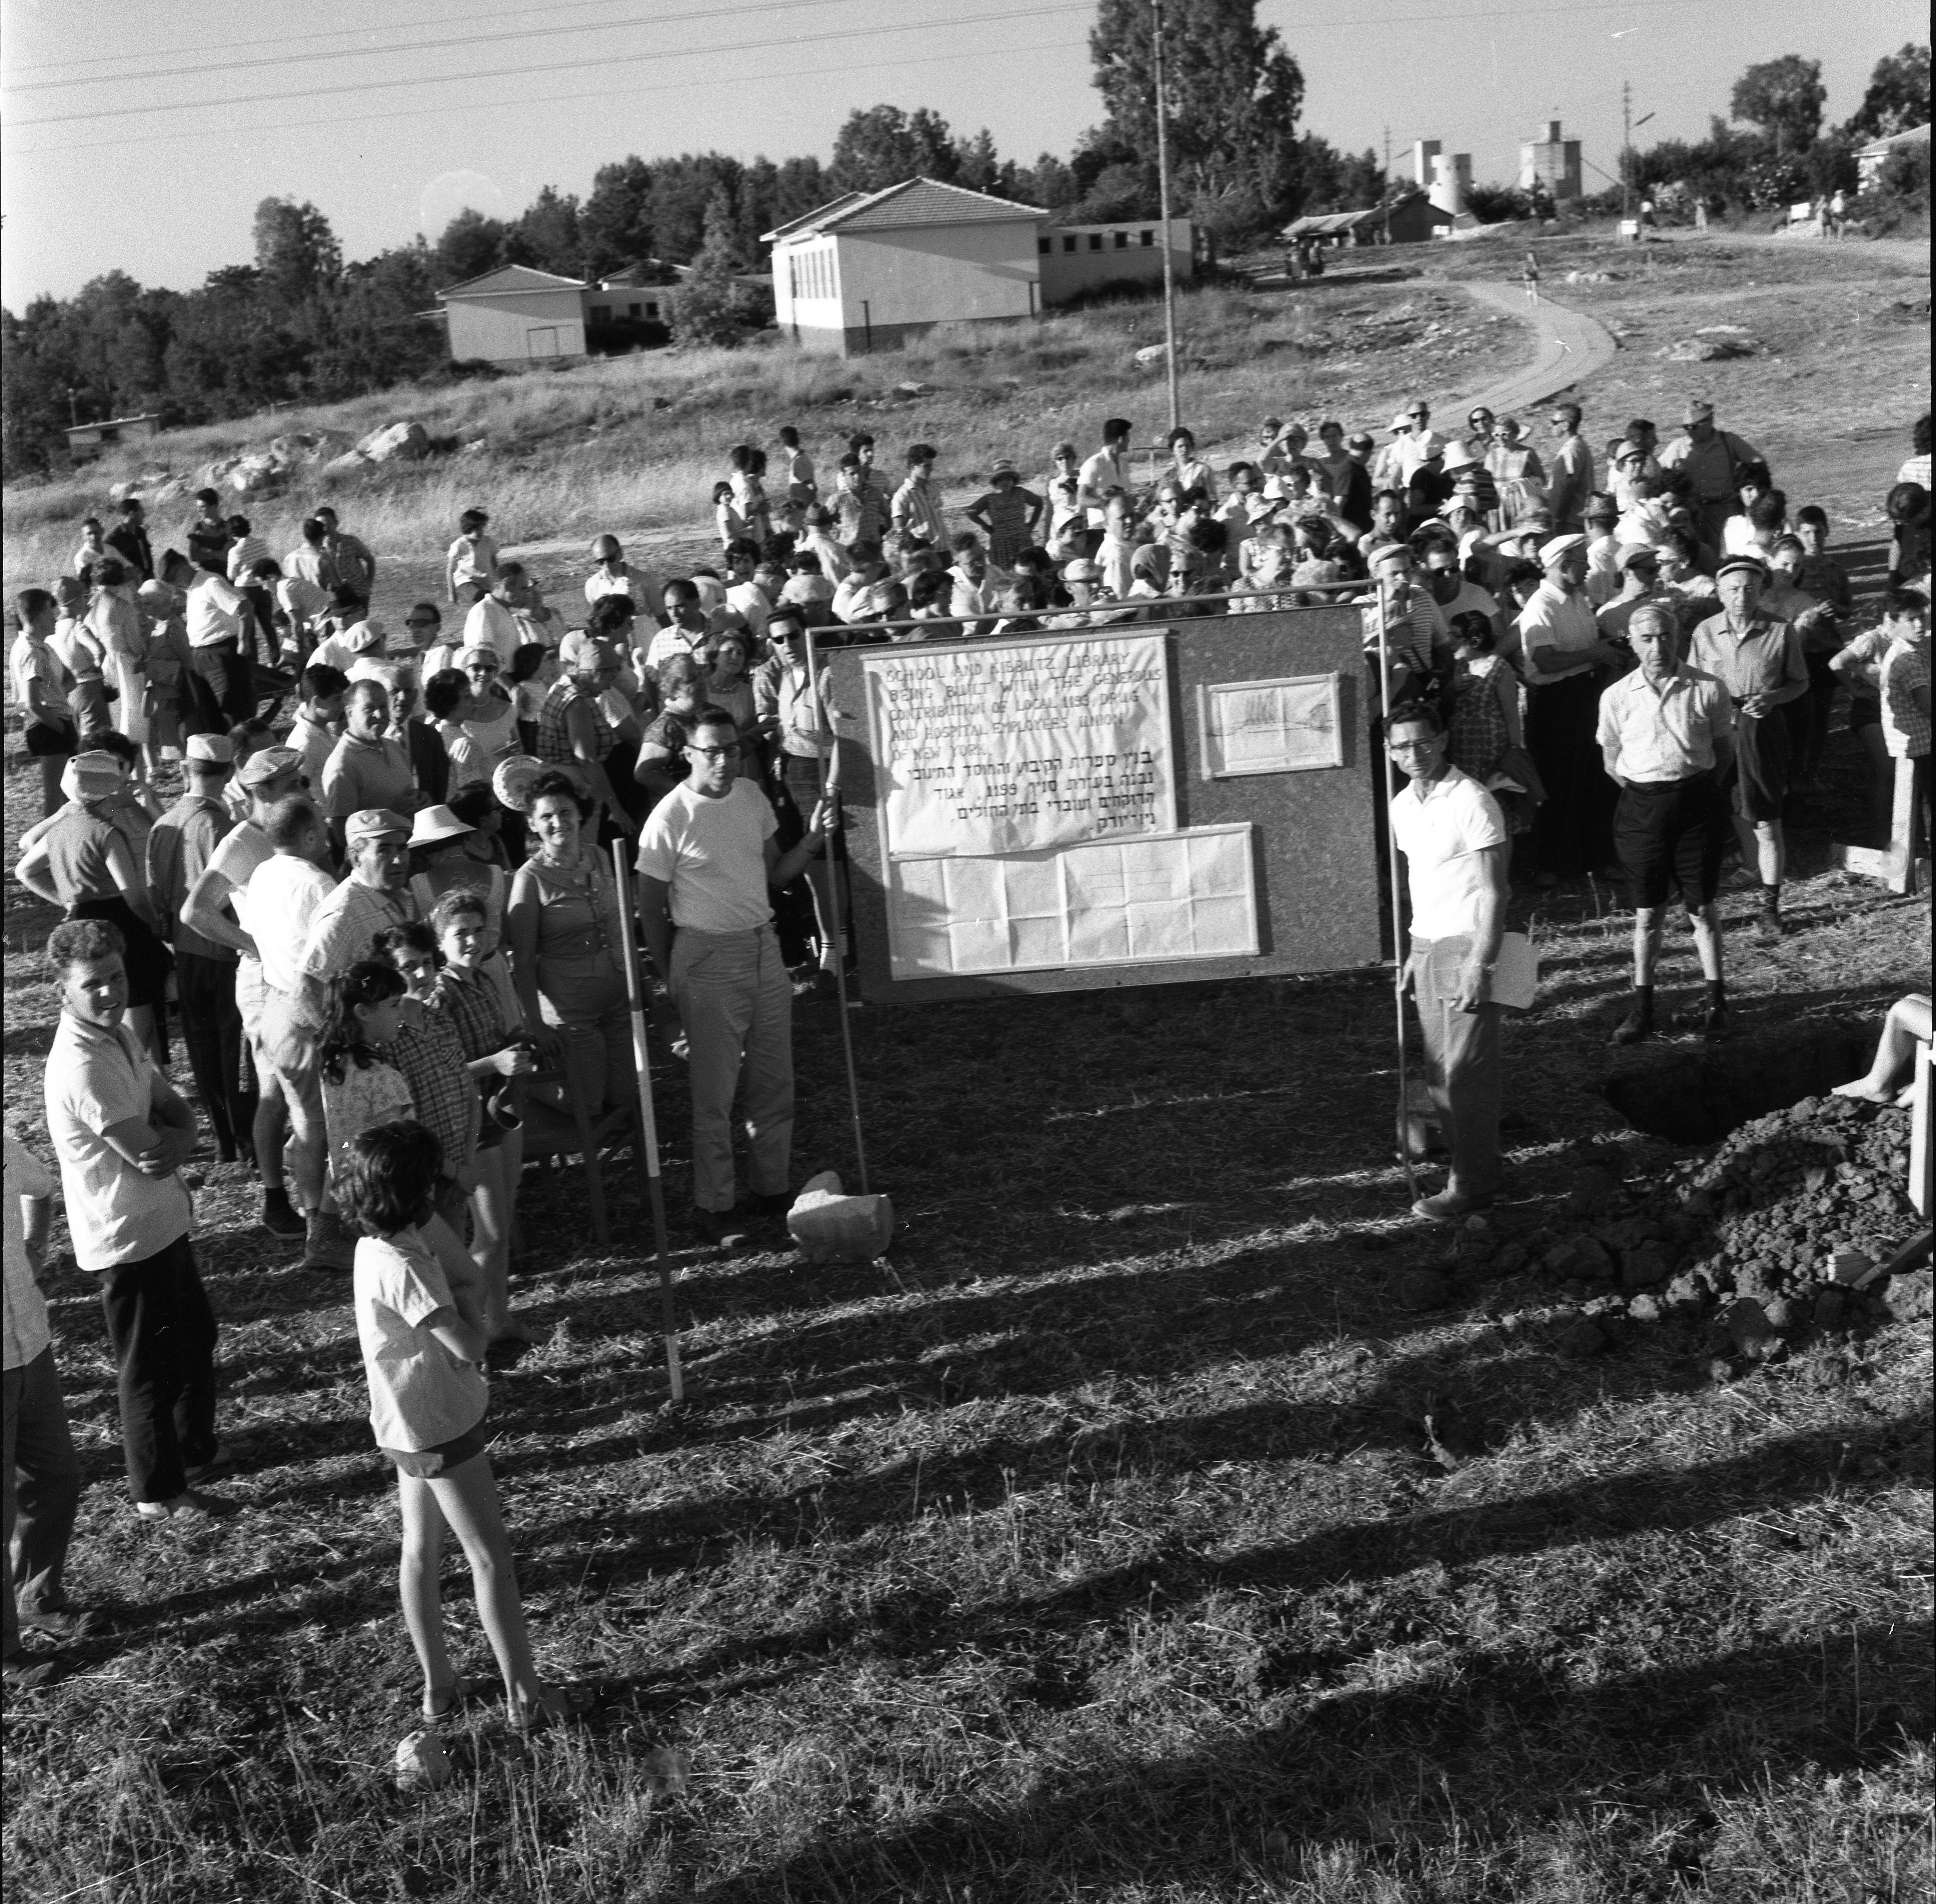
{"left": 1626, "top": 771, "right": 1712, "bottom": 789}
{"left": 190, "top": 637, "right": 240, "bottom": 651}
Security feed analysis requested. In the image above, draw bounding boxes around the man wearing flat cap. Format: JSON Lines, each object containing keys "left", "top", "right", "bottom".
{"left": 1687, "top": 556, "right": 1808, "bottom": 940}
{"left": 1597, "top": 604, "right": 1736, "bottom": 1043}
{"left": 148, "top": 734, "right": 252, "bottom": 1162}
{"left": 1517, "top": 533, "right": 1629, "bottom": 882}
{"left": 1595, "top": 543, "right": 1676, "bottom": 647}
{"left": 1658, "top": 401, "right": 1763, "bottom": 553}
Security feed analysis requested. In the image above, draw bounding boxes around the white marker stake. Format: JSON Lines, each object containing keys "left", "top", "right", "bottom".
{"left": 611, "top": 843, "right": 682, "bottom": 1401}
{"left": 1377, "top": 570, "right": 1420, "bottom": 1207}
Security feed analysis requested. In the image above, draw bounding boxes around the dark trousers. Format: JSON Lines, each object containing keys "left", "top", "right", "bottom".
{"left": 176, "top": 950, "right": 249, "bottom": 1159}
{"left": 99, "top": 1236, "right": 219, "bottom": 1504}
{"left": 190, "top": 640, "right": 255, "bottom": 729}
{"left": 3, "top": 1347, "right": 82, "bottom": 1657}
{"left": 1529, "top": 672, "right": 1616, "bottom": 878}
{"left": 1408, "top": 937, "right": 1504, "bottom": 1202}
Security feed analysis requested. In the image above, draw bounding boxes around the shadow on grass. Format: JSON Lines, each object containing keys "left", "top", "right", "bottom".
{"left": 686, "top": 1614, "right": 1933, "bottom": 1904}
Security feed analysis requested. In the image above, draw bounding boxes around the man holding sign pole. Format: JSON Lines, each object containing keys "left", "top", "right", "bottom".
{"left": 635, "top": 709, "right": 837, "bottom": 1246}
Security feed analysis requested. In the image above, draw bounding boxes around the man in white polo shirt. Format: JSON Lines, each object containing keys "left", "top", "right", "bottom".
{"left": 1518, "top": 532, "right": 1628, "bottom": 883}
{"left": 42, "top": 917, "right": 233, "bottom": 1519}
{"left": 1387, "top": 702, "right": 1511, "bottom": 1222}
{"left": 636, "top": 707, "right": 835, "bottom": 1246}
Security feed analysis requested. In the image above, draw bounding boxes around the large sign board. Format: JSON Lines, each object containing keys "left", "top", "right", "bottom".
{"left": 828, "top": 606, "right": 1382, "bottom": 1003}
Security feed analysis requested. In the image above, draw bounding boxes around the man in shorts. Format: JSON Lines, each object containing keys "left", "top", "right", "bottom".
{"left": 1597, "top": 605, "right": 1736, "bottom": 1043}
{"left": 1687, "top": 556, "right": 1807, "bottom": 940}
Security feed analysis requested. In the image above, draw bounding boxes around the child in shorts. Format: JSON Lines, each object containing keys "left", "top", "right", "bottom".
{"left": 342, "top": 1119, "right": 585, "bottom": 1728}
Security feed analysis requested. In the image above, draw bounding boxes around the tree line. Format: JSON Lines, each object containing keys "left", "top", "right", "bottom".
{"left": 3, "top": 7, "right": 1924, "bottom": 480}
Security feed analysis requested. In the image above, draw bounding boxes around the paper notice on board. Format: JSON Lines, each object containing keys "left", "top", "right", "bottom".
{"left": 863, "top": 634, "right": 1176, "bottom": 859}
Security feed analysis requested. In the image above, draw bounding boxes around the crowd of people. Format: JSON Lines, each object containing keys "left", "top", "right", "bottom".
{"left": 3, "top": 390, "right": 1929, "bottom": 1691}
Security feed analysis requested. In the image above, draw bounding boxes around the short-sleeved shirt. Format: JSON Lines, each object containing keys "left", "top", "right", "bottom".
{"left": 149, "top": 793, "right": 235, "bottom": 962}
{"left": 1881, "top": 640, "right": 1931, "bottom": 759}
{"left": 1516, "top": 581, "right": 1602, "bottom": 685}
{"left": 39, "top": 805, "right": 122, "bottom": 908}
{"left": 1687, "top": 613, "right": 1806, "bottom": 705}
{"left": 1596, "top": 665, "right": 1735, "bottom": 782}
{"left": 10, "top": 634, "right": 71, "bottom": 733}
{"left": 301, "top": 879, "right": 417, "bottom": 985}
{"left": 4, "top": 1133, "right": 58, "bottom": 1370}
{"left": 44, "top": 1013, "right": 194, "bottom": 1272}
{"left": 323, "top": 1058, "right": 415, "bottom": 1188}
{"left": 1388, "top": 766, "right": 1508, "bottom": 941}
{"left": 354, "top": 1226, "right": 489, "bottom": 1451}
{"left": 320, "top": 734, "right": 414, "bottom": 820}
{"left": 636, "top": 778, "right": 776, "bottom": 933}
{"left": 245, "top": 854, "right": 339, "bottom": 996}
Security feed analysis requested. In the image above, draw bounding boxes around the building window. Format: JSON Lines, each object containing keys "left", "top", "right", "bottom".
{"left": 1088, "top": 232, "right": 1103, "bottom": 250}
{"left": 1038, "top": 235, "right": 1051, "bottom": 254}
{"left": 1140, "top": 229, "right": 1155, "bottom": 246}
{"left": 628, "top": 302, "right": 642, "bottom": 317}
{"left": 644, "top": 301, "right": 659, "bottom": 319}
{"left": 1114, "top": 230, "right": 1129, "bottom": 248}
{"left": 1062, "top": 235, "right": 1077, "bottom": 252}
{"left": 589, "top": 304, "right": 611, "bottom": 324}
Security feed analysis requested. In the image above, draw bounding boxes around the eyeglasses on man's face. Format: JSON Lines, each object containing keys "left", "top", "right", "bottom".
{"left": 687, "top": 742, "right": 740, "bottom": 760}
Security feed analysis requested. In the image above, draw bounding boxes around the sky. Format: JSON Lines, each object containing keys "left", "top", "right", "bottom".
{"left": 0, "top": 0, "right": 1918, "bottom": 307}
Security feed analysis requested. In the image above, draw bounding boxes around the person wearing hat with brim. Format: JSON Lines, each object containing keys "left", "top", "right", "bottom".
{"left": 308, "top": 615, "right": 388, "bottom": 678}
{"left": 10, "top": 585, "right": 78, "bottom": 817}
{"left": 964, "top": 460, "right": 1044, "bottom": 572}
{"left": 16, "top": 752, "right": 173, "bottom": 1065}
{"left": 1583, "top": 492, "right": 1624, "bottom": 609}
{"left": 1687, "top": 555, "right": 1809, "bottom": 940}
{"left": 1657, "top": 401, "right": 1764, "bottom": 554}
{"left": 1516, "top": 533, "right": 1629, "bottom": 884}
{"left": 1595, "top": 543, "right": 1677, "bottom": 648}
{"left": 147, "top": 734, "right": 254, "bottom": 1162}
{"left": 1364, "top": 542, "right": 1452, "bottom": 706}
{"left": 1597, "top": 603, "right": 1737, "bottom": 1042}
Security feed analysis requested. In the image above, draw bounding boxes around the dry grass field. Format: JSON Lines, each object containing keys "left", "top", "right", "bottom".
{"left": 2, "top": 227, "right": 1931, "bottom": 1903}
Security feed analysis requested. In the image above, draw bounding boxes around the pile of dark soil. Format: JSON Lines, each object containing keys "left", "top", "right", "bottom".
{"left": 1412, "top": 1096, "right": 1931, "bottom": 1363}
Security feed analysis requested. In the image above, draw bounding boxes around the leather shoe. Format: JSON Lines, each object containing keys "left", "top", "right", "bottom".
{"left": 1411, "top": 1189, "right": 1494, "bottom": 1223}
{"left": 690, "top": 1206, "right": 751, "bottom": 1248}
{"left": 1611, "top": 1007, "right": 1653, "bottom": 1046}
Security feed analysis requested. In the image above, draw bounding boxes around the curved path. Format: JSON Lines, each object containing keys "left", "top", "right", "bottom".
{"left": 1452, "top": 279, "right": 1619, "bottom": 418}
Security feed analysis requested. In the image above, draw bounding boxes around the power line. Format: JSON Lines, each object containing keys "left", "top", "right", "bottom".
{"left": 1, "top": 35, "right": 1093, "bottom": 160}
{"left": 3, "top": 0, "right": 1725, "bottom": 146}
{"left": 6, "top": 0, "right": 1099, "bottom": 128}
{"left": 5, "top": 0, "right": 675, "bottom": 79}
{"left": 5, "top": 0, "right": 848, "bottom": 95}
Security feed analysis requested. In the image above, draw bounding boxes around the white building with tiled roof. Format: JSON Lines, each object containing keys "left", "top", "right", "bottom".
{"left": 764, "top": 177, "right": 1050, "bottom": 356}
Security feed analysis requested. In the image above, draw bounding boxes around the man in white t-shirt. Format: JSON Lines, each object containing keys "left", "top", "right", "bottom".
{"left": 635, "top": 708, "right": 835, "bottom": 1245}
{"left": 1386, "top": 702, "right": 1510, "bottom": 1222}
{"left": 242, "top": 796, "right": 340, "bottom": 1245}
{"left": 462, "top": 565, "right": 536, "bottom": 669}
{"left": 1078, "top": 419, "right": 1135, "bottom": 542}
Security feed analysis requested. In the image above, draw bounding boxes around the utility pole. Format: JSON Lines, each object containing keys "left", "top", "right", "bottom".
{"left": 1382, "top": 125, "right": 1393, "bottom": 244}
{"left": 1152, "top": 0, "right": 1181, "bottom": 433}
{"left": 1621, "top": 80, "right": 1632, "bottom": 221}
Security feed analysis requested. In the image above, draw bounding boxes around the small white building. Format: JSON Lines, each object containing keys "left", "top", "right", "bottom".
{"left": 1037, "top": 219, "right": 1195, "bottom": 302}
{"left": 766, "top": 178, "right": 1047, "bottom": 356}
{"left": 438, "top": 264, "right": 590, "bottom": 367}
{"left": 1856, "top": 122, "right": 1929, "bottom": 189}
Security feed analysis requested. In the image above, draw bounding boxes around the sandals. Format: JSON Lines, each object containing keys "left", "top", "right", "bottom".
{"left": 421, "top": 1675, "right": 482, "bottom": 1721}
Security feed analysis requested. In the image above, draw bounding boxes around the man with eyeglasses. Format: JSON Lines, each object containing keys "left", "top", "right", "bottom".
{"left": 1385, "top": 701, "right": 1510, "bottom": 1222}
{"left": 1546, "top": 403, "right": 1594, "bottom": 534}
{"left": 635, "top": 703, "right": 837, "bottom": 1247}
{"left": 585, "top": 534, "right": 665, "bottom": 625}
{"left": 1391, "top": 400, "right": 1445, "bottom": 487}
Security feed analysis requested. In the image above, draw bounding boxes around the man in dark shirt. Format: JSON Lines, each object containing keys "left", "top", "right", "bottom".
{"left": 105, "top": 498, "right": 155, "bottom": 583}
{"left": 184, "top": 490, "right": 233, "bottom": 576}
{"left": 148, "top": 734, "right": 251, "bottom": 1160}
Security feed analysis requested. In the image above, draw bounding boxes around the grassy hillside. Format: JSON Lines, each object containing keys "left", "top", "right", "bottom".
{"left": 4, "top": 276, "right": 1523, "bottom": 595}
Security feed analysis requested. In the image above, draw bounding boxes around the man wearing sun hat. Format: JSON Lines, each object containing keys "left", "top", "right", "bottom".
{"left": 1518, "top": 532, "right": 1630, "bottom": 882}
{"left": 299, "top": 809, "right": 417, "bottom": 1008}
{"left": 1687, "top": 554, "right": 1808, "bottom": 940}
{"left": 149, "top": 733, "right": 253, "bottom": 1162}
{"left": 1658, "top": 400, "right": 1764, "bottom": 553}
